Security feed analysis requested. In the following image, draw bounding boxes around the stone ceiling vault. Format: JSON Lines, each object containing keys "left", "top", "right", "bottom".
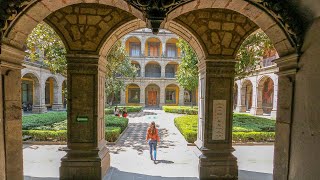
{"left": 45, "top": 4, "right": 136, "bottom": 54}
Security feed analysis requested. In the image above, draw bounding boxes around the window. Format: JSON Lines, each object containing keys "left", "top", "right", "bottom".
{"left": 165, "top": 64, "right": 177, "bottom": 78}
{"left": 128, "top": 88, "right": 140, "bottom": 103}
{"left": 166, "top": 43, "right": 177, "bottom": 58}
{"left": 145, "top": 64, "right": 161, "bottom": 77}
{"left": 22, "top": 82, "right": 33, "bottom": 104}
{"left": 148, "top": 42, "right": 160, "bottom": 57}
{"left": 166, "top": 90, "right": 176, "bottom": 104}
{"left": 45, "top": 81, "right": 51, "bottom": 105}
{"left": 129, "top": 42, "right": 140, "bottom": 57}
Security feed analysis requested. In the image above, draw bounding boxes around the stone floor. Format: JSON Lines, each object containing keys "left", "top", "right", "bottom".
{"left": 23, "top": 110, "right": 273, "bottom": 180}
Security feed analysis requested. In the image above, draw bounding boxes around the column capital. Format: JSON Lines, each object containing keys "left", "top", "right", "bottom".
{"left": 0, "top": 43, "right": 26, "bottom": 65}
{"left": 198, "top": 59, "right": 236, "bottom": 77}
{"left": 273, "top": 53, "right": 299, "bottom": 77}
{"left": 66, "top": 54, "right": 107, "bottom": 74}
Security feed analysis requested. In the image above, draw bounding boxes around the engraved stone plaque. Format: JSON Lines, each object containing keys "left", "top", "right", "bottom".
{"left": 212, "top": 100, "right": 226, "bottom": 140}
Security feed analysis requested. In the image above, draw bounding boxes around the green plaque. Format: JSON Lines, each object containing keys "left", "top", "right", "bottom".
{"left": 77, "top": 116, "right": 88, "bottom": 122}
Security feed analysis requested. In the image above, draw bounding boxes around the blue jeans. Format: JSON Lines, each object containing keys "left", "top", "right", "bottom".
{"left": 148, "top": 140, "right": 157, "bottom": 160}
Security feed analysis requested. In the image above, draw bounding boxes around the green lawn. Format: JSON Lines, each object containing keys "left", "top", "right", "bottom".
{"left": 22, "top": 112, "right": 128, "bottom": 142}
{"left": 105, "top": 106, "right": 142, "bottom": 114}
{"left": 174, "top": 113, "right": 275, "bottom": 143}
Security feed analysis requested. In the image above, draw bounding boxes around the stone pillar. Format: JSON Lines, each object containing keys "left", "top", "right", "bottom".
{"left": 251, "top": 79, "right": 263, "bottom": 115}
{"left": 52, "top": 83, "right": 64, "bottom": 110}
{"left": 60, "top": 54, "right": 110, "bottom": 180}
{"left": 161, "top": 62, "right": 166, "bottom": 78}
{"left": 161, "top": 39, "right": 166, "bottom": 57}
{"left": 270, "top": 76, "right": 278, "bottom": 119}
{"left": 196, "top": 60, "right": 238, "bottom": 179}
{"left": 0, "top": 63, "right": 24, "bottom": 180}
{"left": 235, "top": 81, "right": 244, "bottom": 112}
{"left": 140, "top": 86, "right": 146, "bottom": 107}
{"left": 273, "top": 54, "right": 298, "bottom": 180}
{"left": 159, "top": 85, "right": 165, "bottom": 107}
{"left": 141, "top": 37, "right": 146, "bottom": 57}
{"left": 120, "top": 89, "right": 126, "bottom": 105}
{"left": 140, "top": 61, "right": 145, "bottom": 77}
{"left": 179, "top": 87, "right": 184, "bottom": 106}
{"left": 32, "top": 82, "right": 47, "bottom": 113}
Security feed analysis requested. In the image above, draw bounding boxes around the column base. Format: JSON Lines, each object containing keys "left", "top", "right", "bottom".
{"left": 199, "top": 151, "right": 238, "bottom": 180}
{"left": 270, "top": 110, "right": 277, "bottom": 119}
{"left": 250, "top": 107, "right": 263, "bottom": 115}
{"left": 60, "top": 145, "right": 110, "bottom": 180}
{"left": 199, "top": 150, "right": 238, "bottom": 180}
{"left": 235, "top": 105, "right": 246, "bottom": 112}
{"left": 32, "top": 105, "right": 47, "bottom": 113}
{"left": 52, "top": 104, "right": 64, "bottom": 111}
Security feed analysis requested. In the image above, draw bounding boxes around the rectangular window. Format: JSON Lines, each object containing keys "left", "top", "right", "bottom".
{"left": 165, "top": 90, "right": 176, "bottom": 104}
{"left": 166, "top": 43, "right": 177, "bottom": 58}
{"left": 129, "top": 42, "right": 141, "bottom": 57}
{"left": 148, "top": 42, "right": 160, "bottom": 57}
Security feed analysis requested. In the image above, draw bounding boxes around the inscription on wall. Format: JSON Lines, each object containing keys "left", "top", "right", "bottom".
{"left": 212, "top": 100, "right": 226, "bottom": 140}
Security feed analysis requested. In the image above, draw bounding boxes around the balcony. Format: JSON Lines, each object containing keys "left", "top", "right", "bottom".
{"left": 145, "top": 72, "right": 161, "bottom": 78}
{"left": 165, "top": 73, "right": 176, "bottom": 78}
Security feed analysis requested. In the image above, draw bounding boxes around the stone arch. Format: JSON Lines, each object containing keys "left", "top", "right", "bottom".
{"left": 165, "top": 0, "right": 295, "bottom": 57}
{"left": 165, "top": 84, "right": 180, "bottom": 105}
{"left": 165, "top": 61, "right": 179, "bottom": 78}
{"left": 257, "top": 75, "right": 274, "bottom": 114}
{"left": 21, "top": 73, "right": 41, "bottom": 111}
{"left": 165, "top": 38, "right": 180, "bottom": 58}
{"left": 124, "top": 36, "right": 142, "bottom": 57}
{"left": 145, "top": 61, "right": 161, "bottom": 78}
{"left": 43, "top": 76, "right": 59, "bottom": 108}
{"left": 241, "top": 79, "right": 253, "bottom": 111}
{"left": 126, "top": 83, "right": 141, "bottom": 104}
{"left": 145, "top": 83, "right": 161, "bottom": 107}
{"left": 145, "top": 36, "right": 162, "bottom": 57}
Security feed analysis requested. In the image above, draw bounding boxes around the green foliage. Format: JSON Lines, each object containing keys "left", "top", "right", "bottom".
{"left": 105, "top": 115, "right": 129, "bottom": 132}
{"left": 33, "top": 120, "right": 67, "bottom": 131}
{"left": 176, "top": 39, "right": 198, "bottom": 106}
{"left": 105, "top": 126, "right": 122, "bottom": 142}
{"left": 22, "top": 112, "right": 67, "bottom": 130}
{"left": 235, "top": 30, "right": 274, "bottom": 78}
{"left": 162, "top": 106, "right": 198, "bottom": 115}
{"left": 26, "top": 23, "right": 67, "bottom": 75}
{"left": 105, "top": 106, "right": 142, "bottom": 114}
{"left": 174, "top": 114, "right": 275, "bottom": 143}
{"left": 23, "top": 130, "right": 67, "bottom": 141}
{"left": 105, "top": 41, "right": 137, "bottom": 105}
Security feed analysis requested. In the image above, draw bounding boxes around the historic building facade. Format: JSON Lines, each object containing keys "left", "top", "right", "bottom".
{"left": 119, "top": 29, "right": 197, "bottom": 107}
{"left": 21, "top": 60, "right": 66, "bottom": 113}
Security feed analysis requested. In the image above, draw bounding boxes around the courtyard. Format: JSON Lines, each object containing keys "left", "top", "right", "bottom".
{"left": 23, "top": 110, "right": 273, "bottom": 180}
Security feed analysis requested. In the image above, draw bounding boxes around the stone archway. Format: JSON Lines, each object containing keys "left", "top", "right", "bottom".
{"left": 21, "top": 73, "right": 40, "bottom": 112}
{"left": 241, "top": 80, "right": 253, "bottom": 112}
{"left": 165, "top": 84, "right": 179, "bottom": 105}
{"left": 145, "top": 84, "right": 160, "bottom": 107}
{"left": 126, "top": 83, "right": 141, "bottom": 105}
{"left": 257, "top": 76, "right": 274, "bottom": 115}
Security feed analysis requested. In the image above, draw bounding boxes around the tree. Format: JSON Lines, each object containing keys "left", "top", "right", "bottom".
{"left": 26, "top": 22, "right": 67, "bottom": 75}
{"left": 176, "top": 39, "right": 198, "bottom": 107}
{"left": 105, "top": 41, "right": 137, "bottom": 106}
{"left": 235, "top": 30, "right": 274, "bottom": 78}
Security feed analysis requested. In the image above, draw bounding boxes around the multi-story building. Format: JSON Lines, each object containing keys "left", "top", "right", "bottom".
{"left": 117, "top": 29, "right": 198, "bottom": 107}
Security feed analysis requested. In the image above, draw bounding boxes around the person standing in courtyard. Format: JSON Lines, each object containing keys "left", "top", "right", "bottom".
{"left": 146, "top": 121, "right": 160, "bottom": 164}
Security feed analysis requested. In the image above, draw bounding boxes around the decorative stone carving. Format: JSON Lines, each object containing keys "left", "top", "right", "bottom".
{"left": 175, "top": 9, "right": 258, "bottom": 58}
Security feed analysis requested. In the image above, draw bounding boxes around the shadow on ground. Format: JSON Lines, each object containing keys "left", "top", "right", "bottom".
{"left": 128, "top": 111, "right": 157, "bottom": 118}
{"left": 108, "top": 123, "right": 176, "bottom": 155}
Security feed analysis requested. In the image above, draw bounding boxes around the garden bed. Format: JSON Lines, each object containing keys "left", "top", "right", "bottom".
{"left": 162, "top": 106, "right": 198, "bottom": 115}
{"left": 22, "top": 112, "right": 128, "bottom": 142}
{"left": 105, "top": 106, "right": 143, "bottom": 114}
{"left": 174, "top": 113, "right": 275, "bottom": 143}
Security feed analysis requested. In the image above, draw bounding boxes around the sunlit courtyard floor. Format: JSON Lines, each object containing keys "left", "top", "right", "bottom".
{"left": 24, "top": 110, "right": 273, "bottom": 180}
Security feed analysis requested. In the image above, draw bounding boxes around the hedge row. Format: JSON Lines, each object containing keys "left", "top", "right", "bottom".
{"left": 23, "top": 127, "right": 123, "bottom": 142}
{"left": 162, "top": 106, "right": 198, "bottom": 115}
{"left": 233, "top": 113, "right": 275, "bottom": 132}
{"left": 105, "top": 115, "right": 128, "bottom": 132}
{"left": 22, "top": 112, "right": 67, "bottom": 130}
{"left": 105, "top": 106, "right": 143, "bottom": 114}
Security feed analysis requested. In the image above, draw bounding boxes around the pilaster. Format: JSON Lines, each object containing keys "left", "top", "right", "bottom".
{"left": 52, "top": 84, "right": 64, "bottom": 110}
{"left": 120, "top": 89, "right": 126, "bottom": 105}
{"left": 179, "top": 87, "right": 185, "bottom": 106}
{"left": 60, "top": 54, "right": 110, "bottom": 180}
{"left": 196, "top": 60, "right": 238, "bottom": 179}
{"left": 140, "top": 87, "right": 146, "bottom": 107}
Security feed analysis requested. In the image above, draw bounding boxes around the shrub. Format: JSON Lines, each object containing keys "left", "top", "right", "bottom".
{"left": 163, "top": 106, "right": 198, "bottom": 115}
{"left": 22, "top": 112, "right": 67, "bottom": 130}
{"left": 174, "top": 115, "right": 198, "bottom": 143}
{"left": 105, "top": 106, "right": 142, "bottom": 114}
{"left": 105, "top": 115, "right": 129, "bottom": 132}
{"left": 233, "top": 113, "right": 275, "bottom": 132}
{"left": 105, "top": 126, "right": 122, "bottom": 142}
{"left": 34, "top": 120, "right": 67, "bottom": 130}
{"left": 233, "top": 132, "right": 275, "bottom": 142}
{"left": 22, "top": 130, "right": 67, "bottom": 141}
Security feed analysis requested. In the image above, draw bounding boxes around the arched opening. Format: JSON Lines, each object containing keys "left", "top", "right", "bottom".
{"left": 62, "top": 80, "right": 67, "bottom": 109}
{"left": 145, "top": 61, "right": 161, "bottom": 78}
{"left": 166, "top": 38, "right": 179, "bottom": 58}
{"left": 165, "top": 62, "right": 178, "bottom": 78}
{"left": 258, "top": 76, "right": 274, "bottom": 114}
{"left": 126, "top": 84, "right": 140, "bottom": 105}
{"left": 21, "top": 73, "right": 39, "bottom": 112}
{"left": 131, "top": 61, "right": 141, "bottom": 77}
{"left": 145, "top": 84, "right": 160, "bottom": 107}
{"left": 126, "top": 36, "right": 141, "bottom": 57}
{"left": 165, "top": 84, "right": 179, "bottom": 105}
{"left": 241, "top": 80, "right": 253, "bottom": 112}
{"left": 45, "top": 77, "right": 58, "bottom": 110}
{"left": 233, "top": 83, "right": 238, "bottom": 110}
{"left": 145, "top": 37, "right": 162, "bottom": 57}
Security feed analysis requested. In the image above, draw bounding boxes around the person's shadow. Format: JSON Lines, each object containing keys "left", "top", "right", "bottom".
{"left": 154, "top": 160, "right": 174, "bottom": 164}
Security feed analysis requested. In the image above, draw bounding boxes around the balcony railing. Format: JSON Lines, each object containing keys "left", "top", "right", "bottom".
{"left": 145, "top": 73, "right": 161, "bottom": 78}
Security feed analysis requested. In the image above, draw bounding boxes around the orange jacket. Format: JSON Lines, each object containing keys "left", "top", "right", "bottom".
{"left": 146, "top": 128, "right": 160, "bottom": 142}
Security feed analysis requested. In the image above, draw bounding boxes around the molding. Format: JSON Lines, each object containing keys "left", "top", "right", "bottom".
{"left": 273, "top": 53, "right": 299, "bottom": 76}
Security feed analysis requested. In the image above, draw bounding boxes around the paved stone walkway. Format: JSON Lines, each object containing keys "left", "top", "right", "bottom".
{"left": 23, "top": 110, "right": 273, "bottom": 180}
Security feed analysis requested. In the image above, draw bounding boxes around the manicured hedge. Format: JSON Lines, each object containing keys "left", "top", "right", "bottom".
{"left": 22, "top": 112, "right": 67, "bottom": 130}
{"left": 105, "top": 106, "right": 143, "bottom": 114}
{"left": 163, "top": 106, "right": 198, "bottom": 115}
{"left": 174, "top": 114, "right": 276, "bottom": 143}
{"left": 105, "top": 115, "right": 128, "bottom": 132}
{"left": 105, "top": 126, "right": 122, "bottom": 142}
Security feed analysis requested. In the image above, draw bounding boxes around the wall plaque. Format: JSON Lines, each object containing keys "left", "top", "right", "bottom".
{"left": 212, "top": 100, "right": 226, "bottom": 140}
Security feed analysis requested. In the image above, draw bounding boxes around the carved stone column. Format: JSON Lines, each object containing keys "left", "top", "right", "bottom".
{"left": 273, "top": 54, "right": 298, "bottom": 180}
{"left": 60, "top": 54, "right": 110, "bottom": 180}
{"left": 120, "top": 89, "right": 126, "bottom": 106}
{"left": 32, "top": 81, "right": 47, "bottom": 113}
{"left": 196, "top": 60, "right": 238, "bottom": 179}
{"left": 140, "top": 61, "right": 145, "bottom": 77}
{"left": 251, "top": 79, "right": 263, "bottom": 115}
{"left": 271, "top": 76, "right": 278, "bottom": 119}
{"left": 179, "top": 86, "right": 185, "bottom": 106}
{"left": 140, "top": 86, "right": 146, "bottom": 107}
{"left": 52, "top": 84, "right": 64, "bottom": 110}
{"left": 0, "top": 44, "right": 25, "bottom": 180}
{"left": 159, "top": 85, "right": 165, "bottom": 107}
{"left": 236, "top": 80, "right": 247, "bottom": 112}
